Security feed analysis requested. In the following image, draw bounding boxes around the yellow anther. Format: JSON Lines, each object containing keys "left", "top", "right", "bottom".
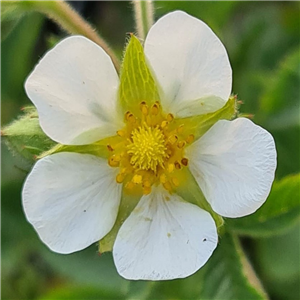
{"left": 125, "top": 111, "right": 131, "bottom": 119}
{"left": 143, "top": 186, "right": 152, "bottom": 195}
{"left": 177, "top": 140, "right": 186, "bottom": 149}
{"left": 143, "top": 180, "right": 151, "bottom": 188}
{"left": 116, "top": 173, "right": 125, "bottom": 183}
{"left": 125, "top": 181, "right": 135, "bottom": 190}
{"left": 168, "top": 135, "right": 178, "bottom": 145}
{"left": 113, "top": 155, "right": 121, "bottom": 162}
{"left": 186, "top": 134, "right": 195, "bottom": 144}
{"left": 160, "top": 173, "right": 168, "bottom": 184}
{"left": 109, "top": 103, "right": 194, "bottom": 193}
{"left": 174, "top": 161, "right": 181, "bottom": 170}
{"left": 132, "top": 174, "right": 143, "bottom": 184}
{"left": 177, "top": 124, "right": 184, "bottom": 134}
{"left": 151, "top": 102, "right": 160, "bottom": 115}
{"left": 181, "top": 158, "right": 189, "bottom": 166}
{"left": 167, "top": 113, "right": 174, "bottom": 122}
{"left": 121, "top": 167, "right": 127, "bottom": 174}
{"left": 140, "top": 102, "right": 148, "bottom": 115}
{"left": 172, "top": 177, "right": 180, "bottom": 187}
{"left": 163, "top": 181, "right": 172, "bottom": 192}
{"left": 127, "top": 113, "right": 136, "bottom": 123}
{"left": 161, "top": 120, "right": 168, "bottom": 128}
{"left": 107, "top": 144, "right": 114, "bottom": 152}
{"left": 117, "top": 130, "right": 126, "bottom": 137}
{"left": 108, "top": 156, "right": 120, "bottom": 167}
{"left": 167, "top": 149, "right": 173, "bottom": 156}
{"left": 167, "top": 163, "right": 175, "bottom": 173}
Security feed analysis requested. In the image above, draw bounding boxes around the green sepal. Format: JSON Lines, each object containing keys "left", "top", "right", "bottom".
{"left": 175, "top": 168, "right": 224, "bottom": 230}
{"left": 226, "top": 174, "right": 300, "bottom": 237}
{"left": 38, "top": 140, "right": 111, "bottom": 160}
{"left": 99, "top": 191, "right": 141, "bottom": 253}
{"left": 2, "top": 106, "right": 56, "bottom": 162}
{"left": 200, "top": 232, "right": 268, "bottom": 300}
{"left": 118, "top": 34, "right": 160, "bottom": 116}
{"left": 175, "top": 95, "right": 237, "bottom": 141}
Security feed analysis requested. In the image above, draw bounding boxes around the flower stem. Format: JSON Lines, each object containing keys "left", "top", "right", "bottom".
{"left": 132, "top": 0, "right": 154, "bottom": 41}
{"left": 32, "top": 0, "right": 120, "bottom": 71}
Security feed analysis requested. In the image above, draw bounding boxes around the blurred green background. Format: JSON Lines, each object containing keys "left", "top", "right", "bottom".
{"left": 1, "top": 1, "right": 299, "bottom": 300}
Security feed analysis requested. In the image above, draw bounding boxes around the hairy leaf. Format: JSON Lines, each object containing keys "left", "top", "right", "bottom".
{"left": 2, "top": 106, "right": 55, "bottom": 162}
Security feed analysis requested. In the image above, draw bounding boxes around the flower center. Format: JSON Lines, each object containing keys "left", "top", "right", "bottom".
{"left": 105, "top": 101, "right": 194, "bottom": 195}
{"left": 127, "top": 125, "right": 168, "bottom": 172}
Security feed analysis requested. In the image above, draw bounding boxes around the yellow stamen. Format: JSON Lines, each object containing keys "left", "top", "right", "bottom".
{"left": 163, "top": 181, "right": 172, "bottom": 192}
{"left": 116, "top": 173, "right": 125, "bottom": 183}
{"left": 172, "top": 177, "right": 179, "bottom": 187}
{"left": 160, "top": 173, "right": 168, "bottom": 184}
{"left": 110, "top": 101, "right": 196, "bottom": 194}
{"left": 177, "top": 124, "right": 184, "bottom": 134}
{"left": 174, "top": 161, "right": 181, "bottom": 170}
{"left": 127, "top": 124, "right": 168, "bottom": 172}
{"left": 177, "top": 140, "right": 186, "bottom": 149}
{"left": 117, "top": 130, "right": 126, "bottom": 137}
{"left": 107, "top": 144, "right": 114, "bottom": 152}
{"left": 167, "top": 113, "right": 174, "bottom": 122}
{"left": 143, "top": 186, "right": 152, "bottom": 195}
{"left": 161, "top": 120, "right": 168, "bottom": 128}
{"left": 168, "top": 135, "right": 178, "bottom": 145}
{"left": 167, "top": 163, "right": 175, "bottom": 173}
{"left": 140, "top": 101, "right": 148, "bottom": 115}
{"left": 151, "top": 102, "right": 160, "bottom": 115}
{"left": 132, "top": 174, "right": 143, "bottom": 184}
{"left": 186, "top": 134, "right": 195, "bottom": 144}
{"left": 181, "top": 158, "right": 189, "bottom": 166}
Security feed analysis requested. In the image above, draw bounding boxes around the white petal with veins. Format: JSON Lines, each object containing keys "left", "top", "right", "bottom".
{"left": 144, "top": 11, "right": 232, "bottom": 117}
{"left": 186, "top": 118, "right": 277, "bottom": 218}
{"left": 22, "top": 152, "right": 122, "bottom": 254}
{"left": 113, "top": 187, "right": 218, "bottom": 280}
{"left": 25, "top": 36, "right": 121, "bottom": 145}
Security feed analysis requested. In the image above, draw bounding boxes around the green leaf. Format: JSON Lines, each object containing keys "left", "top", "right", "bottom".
{"left": 1, "top": 3, "right": 24, "bottom": 41}
{"left": 199, "top": 233, "right": 268, "bottom": 300}
{"left": 118, "top": 34, "right": 160, "bottom": 116}
{"left": 226, "top": 174, "right": 300, "bottom": 237}
{"left": 1, "top": 1, "right": 45, "bottom": 41}
{"left": 260, "top": 47, "right": 300, "bottom": 129}
{"left": 255, "top": 225, "right": 300, "bottom": 300}
{"left": 2, "top": 106, "right": 56, "bottom": 162}
{"left": 38, "top": 285, "right": 125, "bottom": 300}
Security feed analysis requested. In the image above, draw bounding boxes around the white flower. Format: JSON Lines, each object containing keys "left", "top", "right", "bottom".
{"left": 22, "top": 11, "right": 276, "bottom": 280}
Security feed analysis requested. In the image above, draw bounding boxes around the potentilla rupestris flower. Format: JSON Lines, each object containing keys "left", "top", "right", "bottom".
{"left": 22, "top": 11, "right": 277, "bottom": 280}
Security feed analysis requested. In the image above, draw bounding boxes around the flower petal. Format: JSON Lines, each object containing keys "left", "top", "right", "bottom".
{"left": 22, "top": 152, "right": 122, "bottom": 254}
{"left": 144, "top": 11, "right": 232, "bottom": 117}
{"left": 113, "top": 187, "right": 218, "bottom": 280}
{"left": 25, "top": 36, "right": 121, "bottom": 145}
{"left": 186, "top": 118, "right": 277, "bottom": 218}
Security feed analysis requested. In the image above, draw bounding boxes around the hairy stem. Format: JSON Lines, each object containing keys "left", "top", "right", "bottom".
{"left": 32, "top": 0, "right": 120, "bottom": 71}
{"left": 132, "top": 0, "right": 154, "bottom": 41}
